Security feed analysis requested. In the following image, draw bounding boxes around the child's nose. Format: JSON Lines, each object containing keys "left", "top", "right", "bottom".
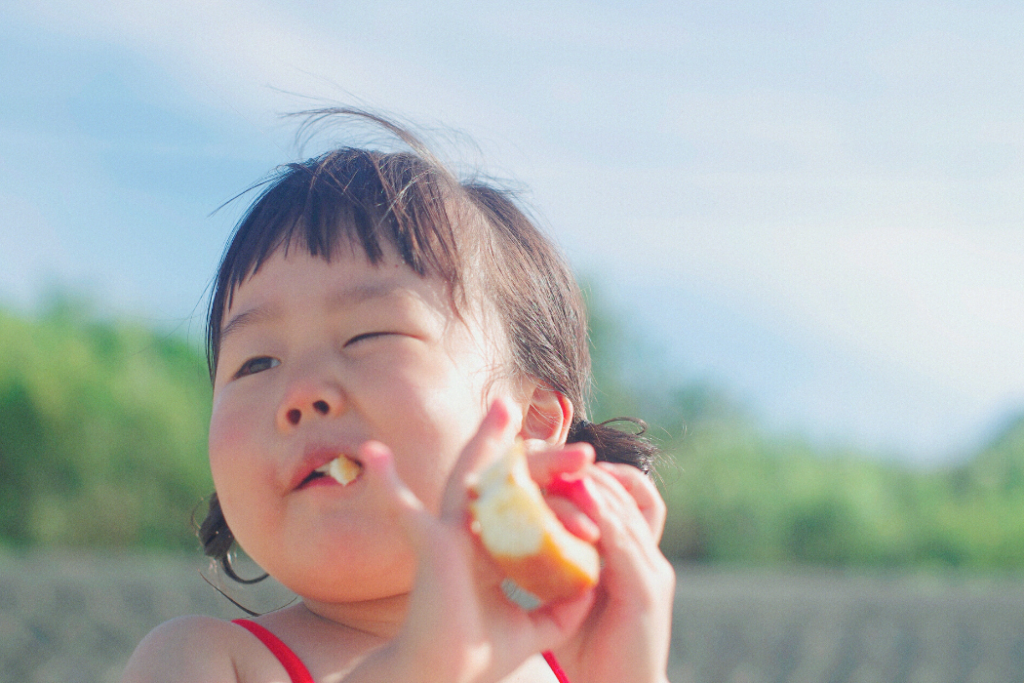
{"left": 276, "top": 379, "right": 345, "bottom": 431}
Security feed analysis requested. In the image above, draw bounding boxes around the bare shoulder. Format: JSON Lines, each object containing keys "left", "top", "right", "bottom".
{"left": 502, "top": 653, "right": 563, "bottom": 683}
{"left": 120, "top": 615, "right": 274, "bottom": 683}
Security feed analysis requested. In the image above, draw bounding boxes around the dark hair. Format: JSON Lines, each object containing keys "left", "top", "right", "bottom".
{"left": 199, "top": 109, "right": 658, "bottom": 580}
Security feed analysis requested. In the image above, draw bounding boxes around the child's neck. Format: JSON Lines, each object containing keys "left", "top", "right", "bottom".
{"left": 299, "top": 592, "right": 410, "bottom": 641}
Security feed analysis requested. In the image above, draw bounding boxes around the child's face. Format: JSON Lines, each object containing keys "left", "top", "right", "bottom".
{"left": 208, "top": 243, "right": 518, "bottom": 603}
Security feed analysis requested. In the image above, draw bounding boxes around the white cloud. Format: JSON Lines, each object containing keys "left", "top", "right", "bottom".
{"left": 529, "top": 155, "right": 1024, "bottom": 418}
{"left": 5, "top": 0, "right": 1024, "bottom": 456}
{"left": 8, "top": 0, "right": 528, "bottom": 147}
{"left": 749, "top": 227, "right": 1024, "bottom": 404}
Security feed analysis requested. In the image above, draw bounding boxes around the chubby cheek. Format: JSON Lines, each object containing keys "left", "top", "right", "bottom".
{"left": 207, "top": 397, "right": 243, "bottom": 477}
{"left": 389, "top": 386, "right": 498, "bottom": 514}
{"left": 382, "top": 408, "right": 451, "bottom": 513}
{"left": 207, "top": 414, "right": 234, "bottom": 488}
{"left": 207, "top": 399, "right": 270, "bottom": 531}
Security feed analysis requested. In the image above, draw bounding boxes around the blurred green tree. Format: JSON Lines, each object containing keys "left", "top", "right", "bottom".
{"left": 0, "top": 296, "right": 212, "bottom": 549}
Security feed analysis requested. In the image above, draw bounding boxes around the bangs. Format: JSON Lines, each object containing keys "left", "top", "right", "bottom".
{"left": 206, "top": 147, "right": 468, "bottom": 381}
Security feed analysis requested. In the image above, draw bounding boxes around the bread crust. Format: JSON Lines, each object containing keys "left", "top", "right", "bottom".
{"left": 470, "top": 440, "right": 600, "bottom": 603}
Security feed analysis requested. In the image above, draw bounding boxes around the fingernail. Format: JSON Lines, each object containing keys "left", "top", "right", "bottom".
{"left": 547, "top": 474, "right": 598, "bottom": 514}
{"left": 546, "top": 475, "right": 581, "bottom": 499}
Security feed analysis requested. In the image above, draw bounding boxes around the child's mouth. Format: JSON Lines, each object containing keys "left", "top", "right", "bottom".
{"left": 303, "top": 456, "right": 362, "bottom": 487}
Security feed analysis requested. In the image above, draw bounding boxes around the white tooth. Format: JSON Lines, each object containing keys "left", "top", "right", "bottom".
{"left": 328, "top": 456, "right": 361, "bottom": 485}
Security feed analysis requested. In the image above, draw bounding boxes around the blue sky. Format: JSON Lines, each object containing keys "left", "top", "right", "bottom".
{"left": 2, "top": 0, "right": 1023, "bottom": 464}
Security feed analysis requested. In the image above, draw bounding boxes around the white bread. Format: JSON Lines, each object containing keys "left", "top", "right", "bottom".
{"left": 327, "top": 456, "right": 361, "bottom": 485}
{"left": 469, "top": 439, "right": 600, "bottom": 603}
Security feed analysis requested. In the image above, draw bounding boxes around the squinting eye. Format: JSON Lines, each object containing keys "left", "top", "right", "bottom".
{"left": 235, "top": 356, "right": 280, "bottom": 377}
{"left": 345, "top": 332, "right": 392, "bottom": 346}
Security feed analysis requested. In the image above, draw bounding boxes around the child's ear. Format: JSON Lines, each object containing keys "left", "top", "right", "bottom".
{"left": 519, "top": 383, "right": 574, "bottom": 446}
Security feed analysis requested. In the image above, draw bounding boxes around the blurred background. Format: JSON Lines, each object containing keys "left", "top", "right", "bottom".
{"left": 2, "top": 1, "right": 1023, "bottom": 682}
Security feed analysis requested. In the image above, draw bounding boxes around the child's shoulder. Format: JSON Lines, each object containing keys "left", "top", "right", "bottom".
{"left": 120, "top": 615, "right": 284, "bottom": 683}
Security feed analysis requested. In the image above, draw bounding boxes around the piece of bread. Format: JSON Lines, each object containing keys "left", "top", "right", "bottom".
{"left": 327, "top": 456, "right": 361, "bottom": 485}
{"left": 469, "top": 439, "right": 600, "bottom": 603}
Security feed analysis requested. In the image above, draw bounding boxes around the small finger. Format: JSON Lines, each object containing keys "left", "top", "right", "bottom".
{"left": 586, "top": 465, "right": 662, "bottom": 559}
{"left": 528, "top": 584, "right": 596, "bottom": 646}
{"left": 595, "top": 461, "right": 667, "bottom": 540}
{"left": 525, "top": 442, "right": 595, "bottom": 488}
{"left": 545, "top": 494, "right": 600, "bottom": 544}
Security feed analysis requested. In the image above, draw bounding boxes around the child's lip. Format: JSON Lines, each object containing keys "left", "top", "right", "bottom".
{"left": 291, "top": 445, "right": 361, "bottom": 490}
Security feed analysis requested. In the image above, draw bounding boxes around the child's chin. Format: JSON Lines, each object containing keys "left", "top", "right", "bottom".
{"left": 284, "top": 551, "right": 417, "bottom": 603}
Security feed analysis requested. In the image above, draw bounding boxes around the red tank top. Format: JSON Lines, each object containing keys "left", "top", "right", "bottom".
{"left": 232, "top": 619, "right": 571, "bottom": 683}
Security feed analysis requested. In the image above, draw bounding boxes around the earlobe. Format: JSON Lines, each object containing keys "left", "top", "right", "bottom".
{"left": 519, "top": 383, "right": 574, "bottom": 446}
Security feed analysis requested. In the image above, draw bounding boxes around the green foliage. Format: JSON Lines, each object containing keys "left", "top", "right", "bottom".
{"left": 0, "top": 297, "right": 212, "bottom": 549}
{"left": 653, "top": 403, "right": 1024, "bottom": 570}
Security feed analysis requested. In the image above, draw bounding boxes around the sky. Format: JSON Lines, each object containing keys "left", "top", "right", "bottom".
{"left": 1, "top": 0, "right": 1022, "bottom": 464}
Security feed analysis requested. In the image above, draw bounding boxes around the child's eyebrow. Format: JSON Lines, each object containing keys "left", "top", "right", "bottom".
{"left": 220, "top": 282, "right": 411, "bottom": 342}
{"left": 220, "top": 304, "right": 282, "bottom": 344}
{"left": 324, "top": 282, "right": 405, "bottom": 309}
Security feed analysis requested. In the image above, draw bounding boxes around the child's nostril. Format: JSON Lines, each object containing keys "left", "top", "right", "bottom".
{"left": 313, "top": 400, "right": 329, "bottom": 415}
{"left": 287, "top": 408, "right": 301, "bottom": 425}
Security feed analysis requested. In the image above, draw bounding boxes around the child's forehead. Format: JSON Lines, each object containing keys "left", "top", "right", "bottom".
{"left": 224, "top": 243, "right": 494, "bottom": 332}
{"left": 230, "top": 244, "right": 442, "bottom": 308}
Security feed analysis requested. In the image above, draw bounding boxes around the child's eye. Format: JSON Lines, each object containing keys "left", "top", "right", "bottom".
{"left": 235, "top": 356, "right": 280, "bottom": 378}
{"left": 345, "top": 332, "right": 393, "bottom": 346}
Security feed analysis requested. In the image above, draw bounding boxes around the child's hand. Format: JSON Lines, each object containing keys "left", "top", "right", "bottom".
{"left": 350, "top": 399, "right": 595, "bottom": 683}
{"left": 545, "top": 459, "right": 676, "bottom": 683}
{"left": 496, "top": 431, "right": 675, "bottom": 683}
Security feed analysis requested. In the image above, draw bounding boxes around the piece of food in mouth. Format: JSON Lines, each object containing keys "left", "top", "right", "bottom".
{"left": 314, "top": 456, "right": 362, "bottom": 485}
{"left": 469, "top": 439, "right": 600, "bottom": 603}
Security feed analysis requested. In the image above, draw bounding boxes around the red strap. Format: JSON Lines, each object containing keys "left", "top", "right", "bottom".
{"left": 233, "top": 619, "right": 315, "bottom": 683}
{"left": 233, "top": 618, "right": 567, "bottom": 683}
{"left": 543, "top": 650, "right": 573, "bottom": 683}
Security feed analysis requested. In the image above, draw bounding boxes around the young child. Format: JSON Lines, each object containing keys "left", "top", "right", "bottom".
{"left": 121, "top": 109, "right": 675, "bottom": 683}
